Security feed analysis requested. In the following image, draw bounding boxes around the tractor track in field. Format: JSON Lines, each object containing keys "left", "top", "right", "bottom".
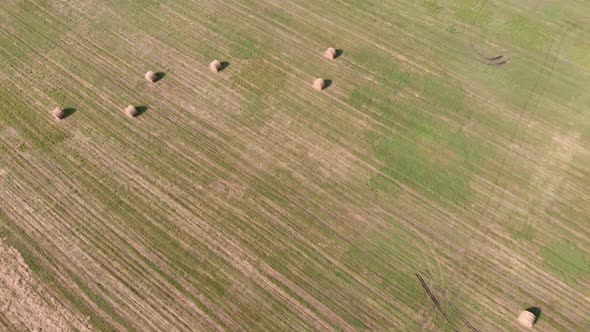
{"left": 459, "top": 23, "right": 590, "bottom": 331}
{"left": 469, "top": 0, "right": 511, "bottom": 67}
{"left": 417, "top": 273, "right": 460, "bottom": 332}
{"left": 470, "top": 21, "right": 572, "bottom": 253}
{"left": 418, "top": 271, "right": 483, "bottom": 332}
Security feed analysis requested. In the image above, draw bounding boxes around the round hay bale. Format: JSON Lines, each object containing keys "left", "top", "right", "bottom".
{"left": 52, "top": 107, "right": 66, "bottom": 120}
{"left": 125, "top": 105, "right": 138, "bottom": 118}
{"left": 145, "top": 71, "right": 158, "bottom": 82}
{"left": 210, "top": 60, "right": 222, "bottom": 73}
{"left": 324, "top": 47, "right": 337, "bottom": 59}
{"left": 517, "top": 310, "right": 536, "bottom": 329}
{"left": 312, "top": 78, "right": 326, "bottom": 91}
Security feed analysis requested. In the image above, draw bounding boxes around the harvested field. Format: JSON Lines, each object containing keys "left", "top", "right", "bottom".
{"left": 1, "top": 0, "right": 589, "bottom": 331}
{"left": 0, "top": 239, "right": 91, "bottom": 331}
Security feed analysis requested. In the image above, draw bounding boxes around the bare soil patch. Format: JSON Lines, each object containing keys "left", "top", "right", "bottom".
{"left": 0, "top": 239, "right": 91, "bottom": 332}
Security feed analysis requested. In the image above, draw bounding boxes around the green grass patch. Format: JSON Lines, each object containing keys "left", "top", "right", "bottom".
{"left": 508, "top": 222, "right": 534, "bottom": 241}
{"left": 374, "top": 135, "right": 470, "bottom": 203}
{"left": 11, "top": 1, "right": 64, "bottom": 51}
{"left": 423, "top": 1, "right": 443, "bottom": 15}
{"left": 541, "top": 239, "right": 590, "bottom": 285}
{"left": 230, "top": 35, "right": 260, "bottom": 59}
{"left": 231, "top": 58, "right": 288, "bottom": 96}
{"left": 452, "top": 0, "right": 493, "bottom": 26}
{"left": 505, "top": 14, "right": 552, "bottom": 51}
{"left": 349, "top": 72, "right": 482, "bottom": 204}
{"left": 378, "top": 66, "right": 412, "bottom": 87}
{"left": 567, "top": 42, "right": 590, "bottom": 70}
{"left": 347, "top": 46, "right": 405, "bottom": 75}
{"left": 229, "top": 92, "right": 268, "bottom": 128}
{"left": 0, "top": 86, "right": 70, "bottom": 153}
{"left": 368, "top": 173, "right": 402, "bottom": 198}
{"left": 421, "top": 76, "right": 466, "bottom": 112}
{"left": 262, "top": 7, "right": 294, "bottom": 26}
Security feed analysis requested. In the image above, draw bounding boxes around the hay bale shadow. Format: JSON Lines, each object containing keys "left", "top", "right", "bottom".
{"left": 526, "top": 307, "right": 542, "bottom": 324}
{"left": 334, "top": 49, "right": 344, "bottom": 58}
{"left": 220, "top": 61, "right": 230, "bottom": 71}
{"left": 135, "top": 106, "right": 148, "bottom": 116}
{"left": 62, "top": 108, "right": 76, "bottom": 119}
{"left": 323, "top": 79, "right": 333, "bottom": 89}
{"left": 155, "top": 72, "right": 166, "bottom": 82}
